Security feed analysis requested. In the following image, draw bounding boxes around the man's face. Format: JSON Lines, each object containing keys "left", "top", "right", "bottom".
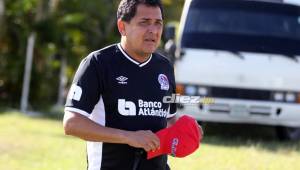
{"left": 122, "top": 4, "right": 163, "bottom": 56}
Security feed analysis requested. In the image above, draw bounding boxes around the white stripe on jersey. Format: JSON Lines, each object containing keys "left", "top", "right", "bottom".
{"left": 167, "top": 112, "right": 177, "bottom": 118}
{"left": 64, "top": 107, "right": 90, "bottom": 117}
{"left": 87, "top": 142, "right": 103, "bottom": 170}
{"left": 65, "top": 96, "right": 106, "bottom": 170}
{"left": 87, "top": 96, "right": 106, "bottom": 170}
{"left": 117, "top": 43, "right": 152, "bottom": 67}
{"left": 167, "top": 105, "right": 177, "bottom": 118}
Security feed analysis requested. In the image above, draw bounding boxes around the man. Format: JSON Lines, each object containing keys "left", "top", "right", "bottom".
{"left": 63, "top": 0, "right": 178, "bottom": 169}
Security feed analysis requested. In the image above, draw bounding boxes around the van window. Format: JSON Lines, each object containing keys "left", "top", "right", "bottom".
{"left": 181, "top": 1, "right": 300, "bottom": 55}
{"left": 185, "top": 9, "right": 300, "bottom": 40}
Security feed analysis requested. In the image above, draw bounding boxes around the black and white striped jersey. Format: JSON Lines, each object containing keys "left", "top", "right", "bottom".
{"left": 65, "top": 43, "right": 177, "bottom": 170}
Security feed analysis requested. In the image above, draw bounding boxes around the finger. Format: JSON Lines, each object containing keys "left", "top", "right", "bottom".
{"left": 144, "top": 131, "right": 160, "bottom": 151}
{"left": 143, "top": 144, "right": 152, "bottom": 152}
{"left": 199, "top": 125, "right": 204, "bottom": 136}
{"left": 148, "top": 133, "right": 160, "bottom": 150}
{"left": 147, "top": 142, "right": 157, "bottom": 152}
{"left": 143, "top": 136, "right": 158, "bottom": 151}
{"left": 146, "top": 135, "right": 158, "bottom": 149}
{"left": 152, "top": 137, "right": 160, "bottom": 150}
{"left": 198, "top": 125, "right": 204, "bottom": 140}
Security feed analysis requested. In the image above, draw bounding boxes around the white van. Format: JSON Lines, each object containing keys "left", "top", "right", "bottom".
{"left": 166, "top": 0, "right": 300, "bottom": 140}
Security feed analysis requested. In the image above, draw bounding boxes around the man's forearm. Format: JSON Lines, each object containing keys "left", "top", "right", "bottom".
{"left": 63, "top": 111, "right": 160, "bottom": 151}
{"left": 63, "top": 111, "right": 129, "bottom": 143}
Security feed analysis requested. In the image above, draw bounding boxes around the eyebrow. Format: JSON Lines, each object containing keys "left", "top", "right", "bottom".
{"left": 140, "top": 18, "right": 163, "bottom": 22}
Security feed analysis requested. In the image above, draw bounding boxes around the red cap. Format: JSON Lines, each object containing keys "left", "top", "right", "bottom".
{"left": 147, "top": 115, "right": 202, "bottom": 159}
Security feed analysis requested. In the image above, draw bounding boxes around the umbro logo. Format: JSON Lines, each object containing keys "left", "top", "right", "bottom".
{"left": 116, "top": 76, "right": 128, "bottom": 84}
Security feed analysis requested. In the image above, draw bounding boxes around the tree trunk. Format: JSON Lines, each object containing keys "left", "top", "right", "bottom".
{"left": 49, "top": 0, "right": 60, "bottom": 14}
{"left": 56, "top": 56, "right": 67, "bottom": 106}
{"left": 0, "top": 0, "right": 5, "bottom": 36}
{"left": 20, "top": 1, "right": 48, "bottom": 113}
{"left": 0, "top": 0, "right": 4, "bottom": 18}
{"left": 20, "top": 32, "right": 36, "bottom": 113}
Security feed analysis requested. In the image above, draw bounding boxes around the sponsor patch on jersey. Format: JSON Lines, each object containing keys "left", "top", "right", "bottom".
{"left": 158, "top": 74, "right": 169, "bottom": 90}
{"left": 118, "top": 99, "right": 168, "bottom": 117}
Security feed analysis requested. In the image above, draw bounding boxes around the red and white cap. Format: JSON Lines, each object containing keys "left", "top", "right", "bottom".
{"left": 147, "top": 115, "right": 203, "bottom": 159}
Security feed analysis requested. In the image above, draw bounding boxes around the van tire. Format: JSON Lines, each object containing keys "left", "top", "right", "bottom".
{"left": 276, "top": 126, "right": 300, "bottom": 141}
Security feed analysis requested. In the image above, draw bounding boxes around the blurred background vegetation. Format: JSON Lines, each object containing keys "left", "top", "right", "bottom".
{"left": 1, "top": 2, "right": 300, "bottom": 169}
{"left": 0, "top": 0, "right": 184, "bottom": 111}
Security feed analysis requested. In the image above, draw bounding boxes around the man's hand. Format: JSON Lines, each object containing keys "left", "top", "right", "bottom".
{"left": 198, "top": 124, "right": 204, "bottom": 141}
{"left": 124, "top": 130, "right": 160, "bottom": 152}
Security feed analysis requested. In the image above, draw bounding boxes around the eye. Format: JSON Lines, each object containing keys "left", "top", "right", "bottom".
{"left": 156, "top": 21, "right": 163, "bottom": 26}
{"left": 139, "top": 21, "right": 149, "bottom": 26}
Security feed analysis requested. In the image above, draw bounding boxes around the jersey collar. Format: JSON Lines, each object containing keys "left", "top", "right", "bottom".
{"left": 117, "top": 43, "right": 152, "bottom": 67}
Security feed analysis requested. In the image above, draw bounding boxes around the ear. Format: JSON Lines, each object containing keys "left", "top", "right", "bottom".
{"left": 117, "top": 19, "right": 126, "bottom": 36}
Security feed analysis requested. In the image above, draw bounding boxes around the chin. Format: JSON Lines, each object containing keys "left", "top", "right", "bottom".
{"left": 145, "top": 49, "right": 156, "bottom": 54}
{"left": 144, "top": 46, "right": 157, "bottom": 54}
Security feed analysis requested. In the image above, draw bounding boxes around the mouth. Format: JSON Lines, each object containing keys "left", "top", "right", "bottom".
{"left": 144, "top": 38, "right": 156, "bottom": 43}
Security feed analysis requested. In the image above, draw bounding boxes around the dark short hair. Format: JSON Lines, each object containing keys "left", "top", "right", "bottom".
{"left": 117, "top": 0, "right": 164, "bottom": 22}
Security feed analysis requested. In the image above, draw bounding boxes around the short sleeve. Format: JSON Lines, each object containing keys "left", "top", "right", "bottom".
{"left": 64, "top": 53, "right": 103, "bottom": 117}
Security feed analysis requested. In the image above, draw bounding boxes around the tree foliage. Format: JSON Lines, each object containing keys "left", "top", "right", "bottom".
{"left": 0, "top": 0, "right": 184, "bottom": 109}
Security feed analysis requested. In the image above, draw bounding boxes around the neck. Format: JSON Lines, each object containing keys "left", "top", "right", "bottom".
{"left": 120, "top": 40, "right": 151, "bottom": 63}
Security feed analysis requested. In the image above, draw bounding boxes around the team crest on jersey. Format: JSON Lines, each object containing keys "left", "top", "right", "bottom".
{"left": 158, "top": 74, "right": 169, "bottom": 90}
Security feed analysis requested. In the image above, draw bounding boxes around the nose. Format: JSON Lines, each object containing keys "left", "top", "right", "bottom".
{"left": 148, "top": 24, "right": 160, "bottom": 34}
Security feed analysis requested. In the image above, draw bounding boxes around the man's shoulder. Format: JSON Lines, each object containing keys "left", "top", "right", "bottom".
{"left": 87, "top": 44, "right": 118, "bottom": 61}
{"left": 152, "top": 52, "right": 173, "bottom": 68}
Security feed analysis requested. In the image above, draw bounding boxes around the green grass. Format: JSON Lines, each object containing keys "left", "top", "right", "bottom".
{"left": 1, "top": 111, "right": 300, "bottom": 170}
{"left": 0, "top": 111, "right": 85, "bottom": 170}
